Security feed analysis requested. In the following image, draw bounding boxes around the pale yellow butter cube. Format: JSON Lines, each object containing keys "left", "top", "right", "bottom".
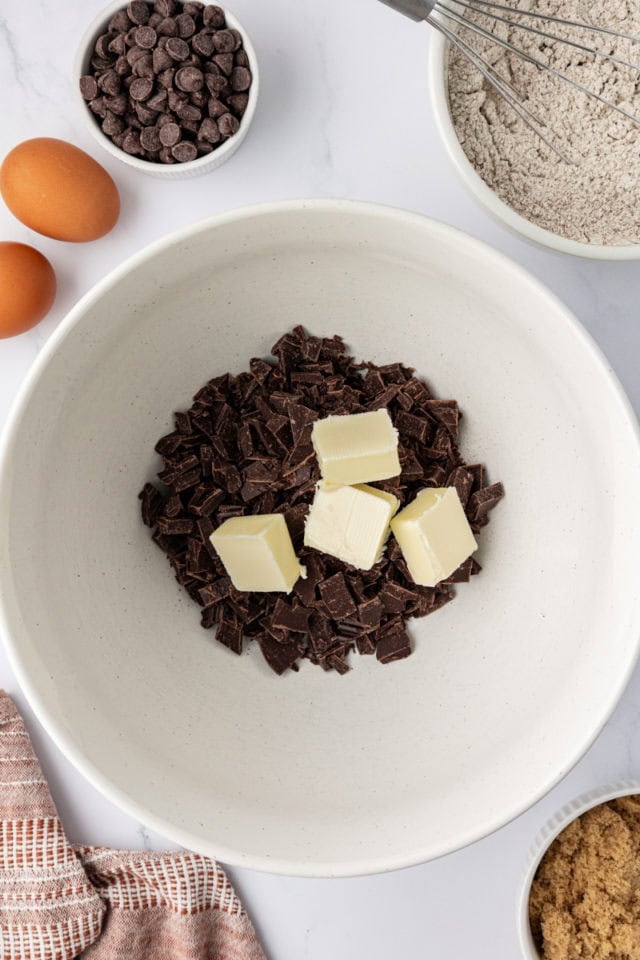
{"left": 311, "top": 409, "right": 401, "bottom": 485}
{"left": 210, "top": 514, "right": 304, "bottom": 593}
{"left": 390, "top": 487, "right": 477, "bottom": 587}
{"left": 304, "top": 482, "right": 399, "bottom": 570}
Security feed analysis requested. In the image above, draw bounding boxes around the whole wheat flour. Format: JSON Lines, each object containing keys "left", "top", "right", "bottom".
{"left": 447, "top": 0, "right": 640, "bottom": 245}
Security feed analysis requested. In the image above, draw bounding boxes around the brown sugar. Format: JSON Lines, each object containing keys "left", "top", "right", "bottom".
{"left": 529, "top": 795, "right": 640, "bottom": 960}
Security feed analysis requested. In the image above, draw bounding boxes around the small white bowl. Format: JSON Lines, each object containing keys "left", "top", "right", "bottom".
{"left": 518, "top": 780, "right": 640, "bottom": 958}
{"left": 74, "top": 0, "right": 259, "bottom": 179}
{"left": 428, "top": 30, "right": 640, "bottom": 260}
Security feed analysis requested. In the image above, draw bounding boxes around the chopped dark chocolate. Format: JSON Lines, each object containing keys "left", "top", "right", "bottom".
{"left": 271, "top": 599, "right": 312, "bottom": 634}
{"left": 376, "top": 621, "right": 412, "bottom": 664}
{"left": 319, "top": 573, "right": 357, "bottom": 620}
{"left": 140, "top": 326, "right": 503, "bottom": 674}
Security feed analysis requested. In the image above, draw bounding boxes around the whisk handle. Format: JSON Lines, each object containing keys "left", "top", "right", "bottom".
{"left": 376, "top": 0, "right": 435, "bottom": 21}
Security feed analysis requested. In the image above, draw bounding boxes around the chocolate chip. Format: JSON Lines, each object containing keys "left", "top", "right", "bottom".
{"left": 148, "top": 12, "right": 162, "bottom": 27}
{"left": 154, "top": 0, "right": 177, "bottom": 15}
{"left": 227, "top": 93, "right": 248, "bottom": 117}
{"left": 175, "top": 12, "right": 196, "bottom": 37}
{"left": 230, "top": 66, "right": 251, "bottom": 92}
{"left": 152, "top": 46, "right": 172, "bottom": 71}
{"left": 218, "top": 112, "right": 239, "bottom": 137}
{"left": 171, "top": 140, "right": 198, "bottom": 162}
{"left": 192, "top": 31, "right": 214, "bottom": 57}
{"left": 156, "top": 66, "right": 176, "bottom": 88}
{"left": 126, "top": 44, "right": 147, "bottom": 65}
{"left": 145, "top": 88, "right": 166, "bottom": 111}
{"left": 129, "top": 76, "right": 153, "bottom": 100}
{"left": 105, "top": 93, "right": 128, "bottom": 115}
{"left": 158, "top": 146, "right": 176, "bottom": 163}
{"left": 122, "top": 130, "right": 144, "bottom": 157}
{"left": 79, "top": 75, "right": 98, "bottom": 100}
{"left": 158, "top": 120, "right": 181, "bottom": 145}
{"left": 234, "top": 49, "right": 250, "bottom": 68}
{"left": 140, "top": 125, "right": 162, "bottom": 151}
{"left": 175, "top": 65, "right": 203, "bottom": 92}
{"left": 213, "top": 52, "right": 234, "bottom": 76}
{"left": 205, "top": 73, "right": 228, "bottom": 96}
{"left": 213, "top": 29, "right": 235, "bottom": 52}
{"left": 167, "top": 88, "right": 186, "bottom": 111}
{"left": 166, "top": 36, "right": 189, "bottom": 60}
{"left": 134, "top": 101, "right": 157, "bottom": 123}
{"left": 132, "top": 53, "right": 154, "bottom": 78}
{"left": 157, "top": 15, "right": 178, "bottom": 36}
{"left": 207, "top": 96, "right": 227, "bottom": 118}
{"left": 95, "top": 33, "right": 114, "bottom": 60}
{"left": 109, "top": 9, "right": 132, "bottom": 32}
{"left": 134, "top": 24, "right": 157, "bottom": 48}
{"left": 91, "top": 55, "right": 113, "bottom": 71}
{"left": 183, "top": 1, "right": 204, "bottom": 15}
{"left": 108, "top": 34, "right": 127, "bottom": 56}
{"left": 203, "top": 5, "right": 225, "bottom": 28}
{"left": 115, "top": 55, "right": 130, "bottom": 76}
{"left": 127, "top": 1, "right": 151, "bottom": 24}
{"left": 98, "top": 68, "right": 121, "bottom": 95}
{"left": 102, "top": 110, "right": 125, "bottom": 136}
{"left": 198, "top": 117, "right": 220, "bottom": 142}
{"left": 175, "top": 101, "right": 200, "bottom": 123}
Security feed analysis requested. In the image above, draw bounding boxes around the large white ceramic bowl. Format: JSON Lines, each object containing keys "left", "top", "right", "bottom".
{"left": 1, "top": 200, "right": 640, "bottom": 877}
{"left": 428, "top": 30, "right": 640, "bottom": 260}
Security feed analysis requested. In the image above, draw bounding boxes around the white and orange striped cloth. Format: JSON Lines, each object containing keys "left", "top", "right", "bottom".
{"left": 0, "top": 692, "right": 266, "bottom": 960}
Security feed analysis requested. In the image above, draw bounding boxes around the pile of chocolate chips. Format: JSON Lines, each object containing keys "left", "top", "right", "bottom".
{"left": 140, "top": 327, "right": 504, "bottom": 674}
{"left": 79, "top": 1, "right": 252, "bottom": 164}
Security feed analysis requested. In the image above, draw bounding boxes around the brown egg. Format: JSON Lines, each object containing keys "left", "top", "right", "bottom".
{"left": 0, "top": 242, "right": 57, "bottom": 338}
{"left": 0, "top": 138, "right": 120, "bottom": 242}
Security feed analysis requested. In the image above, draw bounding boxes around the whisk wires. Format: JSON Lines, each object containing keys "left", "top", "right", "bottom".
{"left": 425, "top": 0, "right": 640, "bottom": 163}
{"left": 378, "top": 0, "right": 640, "bottom": 161}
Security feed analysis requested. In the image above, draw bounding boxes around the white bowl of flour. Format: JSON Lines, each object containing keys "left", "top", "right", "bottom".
{"left": 428, "top": 1, "right": 640, "bottom": 260}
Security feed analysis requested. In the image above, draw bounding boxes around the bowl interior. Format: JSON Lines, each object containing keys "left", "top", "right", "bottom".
{"left": 2, "top": 202, "right": 640, "bottom": 876}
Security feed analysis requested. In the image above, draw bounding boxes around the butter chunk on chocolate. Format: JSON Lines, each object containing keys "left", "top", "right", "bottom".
{"left": 311, "top": 409, "right": 400, "bottom": 484}
{"left": 390, "top": 487, "right": 477, "bottom": 587}
{"left": 210, "top": 514, "right": 304, "bottom": 593}
{"left": 304, "top": 481, "right": 399, "bottom": 570}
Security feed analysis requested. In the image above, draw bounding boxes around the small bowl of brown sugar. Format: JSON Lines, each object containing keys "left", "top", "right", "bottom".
{"left": 519, "top": 781, "right": 640, "bottom": 960}
{"left": 74, "top": 0, "right": 259, "bottom": 178}
{"left": 427, "top": 2, "right": 640, "bottom": 260}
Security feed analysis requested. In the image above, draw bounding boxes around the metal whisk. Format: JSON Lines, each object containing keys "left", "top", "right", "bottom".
{"left": 378, "top": 0, "right": 640, "bottom": 161}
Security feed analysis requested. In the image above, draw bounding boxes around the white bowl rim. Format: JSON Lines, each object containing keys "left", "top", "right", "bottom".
{"left": 517, "top": 780, "right": 640, "bottom": 958}
{"left": 427, "top": 29, "right": 640, "bottom": 261}
{"left": 73, "top": 0, "right": 260, "bottom": 176}
{"left": 1, "top": 198, "right": 640, "bottom": 876}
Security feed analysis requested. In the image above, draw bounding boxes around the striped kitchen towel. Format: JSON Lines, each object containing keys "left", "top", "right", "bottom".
{"left": 0, "top": 692, "right": 266, "bottom": 960}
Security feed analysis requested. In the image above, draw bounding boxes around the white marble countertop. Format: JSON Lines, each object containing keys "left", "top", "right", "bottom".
{"left": 2, "top": 1, "right": 640, "bottom": 957}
